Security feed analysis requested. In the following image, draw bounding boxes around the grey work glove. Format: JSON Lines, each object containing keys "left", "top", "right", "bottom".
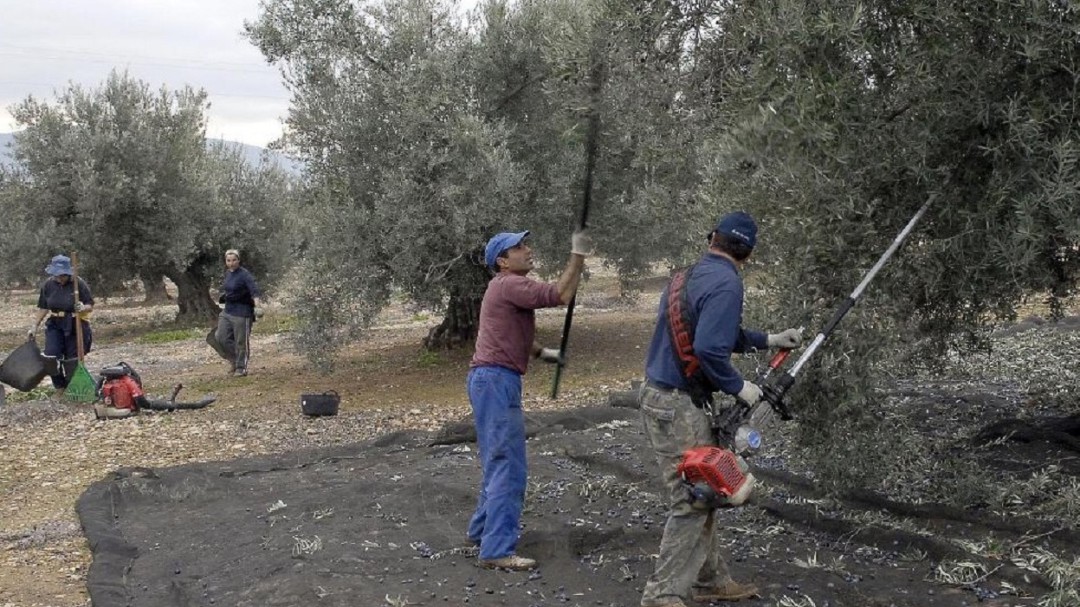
{"left": 74, "top": 301, "right": 86, "bottom": 312}
{"left": 571, "top": 230, "right": 593, "bottom": 257}
{"left": 736, "top": 380, "right": 763, "bottom": 405}
{"left": 537, "top": 347, "right": 563, "bottom": 364}
{"left": 254, "top": 306, "right": 265, "bottom": 319}
{"left": 767, "top": 328, "right": 803, "bottom": 349}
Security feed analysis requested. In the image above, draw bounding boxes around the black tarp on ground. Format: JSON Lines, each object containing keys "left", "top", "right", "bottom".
{"left": 77, "top": 404, "right": 1045, "bottom": 607}
{"left": 77, "top": 407, "right": 670, "bottom": 607}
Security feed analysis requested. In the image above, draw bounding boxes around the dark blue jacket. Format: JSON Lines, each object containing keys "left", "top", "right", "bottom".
{"left": 221, "top": 267, "right": 261, "bottom": 318}
{"left": 37, "top": 277, "right": 94, "bottom": 312}
{"left": 644, "top": 252, "right": 767, "bottom": 396}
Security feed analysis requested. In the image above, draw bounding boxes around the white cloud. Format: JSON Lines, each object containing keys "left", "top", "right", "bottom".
{"left": 0, "top": 0, "right": 289, "bottom": 146}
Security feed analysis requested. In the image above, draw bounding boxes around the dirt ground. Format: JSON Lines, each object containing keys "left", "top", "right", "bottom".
{"left": 0, "top": 279, "right": 656, "bottom": 607}
{"left": 1, "top": 276, "right": 1078, "bottom": 607}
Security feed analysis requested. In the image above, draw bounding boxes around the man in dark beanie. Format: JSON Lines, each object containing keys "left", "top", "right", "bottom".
{"left": 637, "top": 211, "right": 802, "bottom": 607}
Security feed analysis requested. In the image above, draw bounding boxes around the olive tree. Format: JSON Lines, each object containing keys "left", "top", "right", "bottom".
{"left": 1, "top": 70, "right": 296, "bottom": 321}
{"left": 693, "top": 0, "right": 1080, "bottom": 488}
{"left": 248, "top": 0, "right": 723, "bottom": 363}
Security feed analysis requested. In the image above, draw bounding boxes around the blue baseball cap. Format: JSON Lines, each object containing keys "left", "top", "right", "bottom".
{"left": 484, "top": 231, "right": 530, "bottom": 268}
{"left": 713, "top": 211, "right": 757, "bottom": 249}
{"left": 45, "top": 255, "right": 73, "bottom": 276}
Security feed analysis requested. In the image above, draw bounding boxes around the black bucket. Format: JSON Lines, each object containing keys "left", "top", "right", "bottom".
{"left": 0, "top": 340, "right": 50, "bottom": 392}
{"left": 300, "top": 390, "right": 339, "bottom": 417}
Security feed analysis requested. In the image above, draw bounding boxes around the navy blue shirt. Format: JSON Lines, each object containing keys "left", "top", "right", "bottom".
{"left": 644, "top": 252, "right": 767, "bottom": 396}
{"left": 220, "top": 267, "right": 261, "bottom": 318}
{"left": 37, "top": 277, "right": 94, "bottom": 312}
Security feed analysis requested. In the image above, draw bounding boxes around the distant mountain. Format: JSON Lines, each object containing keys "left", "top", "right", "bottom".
{"left": 207, "top": 138, "right": 305, "bottom": 176}
{"left": 0, "top": 132, "right": 303, "bottom": 176}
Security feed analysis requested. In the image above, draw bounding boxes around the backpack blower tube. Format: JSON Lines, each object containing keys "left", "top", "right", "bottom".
{"left": 551, "top": 49, "right": 604, "bottom": 399}
{"left": 762, "top": 193, "right": 938, "bottom": 414}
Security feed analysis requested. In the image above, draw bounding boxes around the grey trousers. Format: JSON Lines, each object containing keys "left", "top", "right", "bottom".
{"left": 639, "top": 384, "right": 732, "bottom": 606}
{"left": 215, "top": 312, "right": 253, "bottom": 371}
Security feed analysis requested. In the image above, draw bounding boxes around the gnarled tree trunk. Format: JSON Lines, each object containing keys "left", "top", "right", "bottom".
{"left": 424, "top": 290, "right": 483, "bottom": 350}
{"left": 424, "top": 255, "right": 489, "bottom": 350}
{"left": 140, "top": 275, "right": 173, "bottom": 304}
{"left": 165, "top": 268, "right": 219, "bottom": 324}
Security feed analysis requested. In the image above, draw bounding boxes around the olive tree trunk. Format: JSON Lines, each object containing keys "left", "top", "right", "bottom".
{"left": 165, "top": 268, "right": 220, "bottom": 324}
{"left": 140, "top": 275, "right": 173, "bottom": 304}
{"left": 423, "top": 258, "right": 490, "bottom": 350}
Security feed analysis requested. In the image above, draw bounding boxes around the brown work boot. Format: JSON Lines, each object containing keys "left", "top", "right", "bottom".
{"left": 477, "top": 554, "right": 536, "bottom": 571}
{"left": 692, "top": 580, "right": 760, "bottom": 602}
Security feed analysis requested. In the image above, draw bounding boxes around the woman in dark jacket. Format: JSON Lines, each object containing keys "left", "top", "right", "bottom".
{"left": 214, "top": 249, "right": 263, "bottom": 376}
{"left": 28, "top": 255, "right": 94, "bottom": 397}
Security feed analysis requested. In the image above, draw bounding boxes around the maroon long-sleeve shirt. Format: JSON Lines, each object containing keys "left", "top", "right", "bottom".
{"left": 470, "top": 273, "right": 562, "bottom": 375}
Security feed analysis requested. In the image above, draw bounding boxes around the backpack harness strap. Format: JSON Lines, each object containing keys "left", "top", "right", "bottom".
{"left": 664, "top": 263, "right": 716, "bottom": 408}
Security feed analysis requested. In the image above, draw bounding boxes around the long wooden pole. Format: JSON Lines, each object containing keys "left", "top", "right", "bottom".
{"left": 71, "top": 251, "right": 85, "bottom": 362}
{"left": 551, "top": 44, "right": 604, "bottom": 400}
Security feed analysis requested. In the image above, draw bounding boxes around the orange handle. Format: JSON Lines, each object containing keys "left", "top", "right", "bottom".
{"left": 768, "top": 348, "right": 790, "bottom": 371}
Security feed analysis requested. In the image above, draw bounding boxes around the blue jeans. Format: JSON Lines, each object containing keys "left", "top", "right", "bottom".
{"left": 466, "top": 365, "right": 526, "bottom": 560}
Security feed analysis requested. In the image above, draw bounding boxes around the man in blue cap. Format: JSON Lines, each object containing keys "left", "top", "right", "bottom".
{"left": 637, "top": 212, "right": 802, "bottom": 607}
{"left": 28, "top": 254, "right": 95, "bottom": 398}
{"left": 466, "top": 228, "right": 592, "bottom": 571}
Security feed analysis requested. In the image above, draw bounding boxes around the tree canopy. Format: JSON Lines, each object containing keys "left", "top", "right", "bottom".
{"left": 247, "top": 0, "right": 719, "bottom": 362}
{"left": 248, "top": 0, "right": 1080, "bottom": 491}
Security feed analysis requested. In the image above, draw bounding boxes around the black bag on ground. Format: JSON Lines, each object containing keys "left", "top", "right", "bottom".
{"left": 0, "top": 340, "right": 50, "bottom": 392}
{"left": 301, "top": 390, "right": 339, "bottom": 417}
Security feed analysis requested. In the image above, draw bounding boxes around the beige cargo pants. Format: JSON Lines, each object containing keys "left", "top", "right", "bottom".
{"left": 639, "top": 383, "right": 734, "bottom": 606}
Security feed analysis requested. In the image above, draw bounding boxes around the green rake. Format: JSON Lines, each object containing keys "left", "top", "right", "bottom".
{"left": 65, "top": 251, "right": 97, "bottom": 403}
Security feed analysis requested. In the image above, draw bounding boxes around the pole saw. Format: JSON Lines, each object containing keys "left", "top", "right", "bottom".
{"left": 678, "top": 193, "right": 938, "bottom": 508}
{"left": 551, "top": 44, "right": 604, "bottom": 399}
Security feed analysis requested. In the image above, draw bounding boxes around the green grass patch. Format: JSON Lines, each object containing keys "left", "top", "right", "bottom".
{"left": 5, "top": 386, "right": 54, "bottom": 403}
{"left": 138, "top": 327, "right": 204, "bottom": 345}
{"left": 416, "top": 349, "right": 442, "bottom": 368}
{"left": 254, "top": 313, "right": 299, "bottom": 334}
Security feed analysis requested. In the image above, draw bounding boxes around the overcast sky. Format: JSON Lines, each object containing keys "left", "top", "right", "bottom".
{"left": 0, "top": 0, "right": 289, "bottom": 147}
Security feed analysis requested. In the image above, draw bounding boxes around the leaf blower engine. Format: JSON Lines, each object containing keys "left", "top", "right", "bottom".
{"left": 97, "top": 362, "right": 150, "bottom": 413}
{"left": 677, "top": 446, "right": 755, "bottom": 509}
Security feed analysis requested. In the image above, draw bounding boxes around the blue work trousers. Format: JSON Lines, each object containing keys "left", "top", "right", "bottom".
{"left": 466, "top": 365, "right": 527, "bottom": 560}
{"left": 43, "top": 317, "right": 92, "bottom": 389}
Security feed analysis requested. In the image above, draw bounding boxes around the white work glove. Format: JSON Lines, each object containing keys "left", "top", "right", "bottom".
{"left": 767, "top": 328, "right": 803, "bottom": 349}
{"left": 736, "top": 380, "right": 763, "bottom": 404}
{"left": 27, "top": 325, "right": 37, "bottom": 340}
{"left": 74, "top": 301, "right": 86, "bottom": 312}
{"left": 537, "top": 347, "right": 562, "bottom": 364}
{"left": 571, "top": 230, "right": 593, "bottom": 257}
{"left": 254, "top": 306, "right": 265, "bottom": 319}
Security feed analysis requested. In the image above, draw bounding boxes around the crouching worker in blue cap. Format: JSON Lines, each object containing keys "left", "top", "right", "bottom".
{"left": 27, "top": 255, "right": 94, "bottom": 399}
{"left": 466, "top": 228, "right": 592, "bottom": 571}
{"left": 638, "top": 212, "right": 802, "bottom": 607}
